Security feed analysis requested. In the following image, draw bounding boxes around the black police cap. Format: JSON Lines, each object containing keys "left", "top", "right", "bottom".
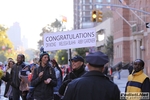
{"left": 69, "top": 55, "right": 84, "bottom": 62}
{"left": 86, "top": 51, "right": 109, "bottom": 66}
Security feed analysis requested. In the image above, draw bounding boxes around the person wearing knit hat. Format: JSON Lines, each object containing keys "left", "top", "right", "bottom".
{"left": 31, "top": 50, "right": 57, "bottom": 100}
{"left": 63, "top": 51, "right": 120, "bottom": 100}
{"left": 39, "top": 51, "right": 50, "bottom": 62}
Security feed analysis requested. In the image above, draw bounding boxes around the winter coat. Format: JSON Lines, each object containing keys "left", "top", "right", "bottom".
{"left": 10, "top": 62, "right": 26, "bottom": 89}
{"left": 59, "top": 65, "right": 86, "bottom": 96}
{"left": 63, "top": 71, "right": 120, "bottom": 100}
{"left": 31, "top": 65, "right": 57, "bottom": 100}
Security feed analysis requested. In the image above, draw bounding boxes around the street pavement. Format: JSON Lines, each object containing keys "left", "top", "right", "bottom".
{"left": 114, "top": 69, "right": 129, "bottom": 92}
{"left": 0, "top": 82, "right": 7, "bottom": 100}
{"left": 0, "top": 70, "right": 129, "bottom": 100}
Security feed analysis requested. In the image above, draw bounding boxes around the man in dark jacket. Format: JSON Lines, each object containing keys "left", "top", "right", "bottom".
{"left": 63, "top": 51, "right": 120, "bottom": 100}
{"left": 10, "top": 54, "right": 27, "bottom": 100}
{"left": 59, "top": 55, "right": 86, "bottom": 97}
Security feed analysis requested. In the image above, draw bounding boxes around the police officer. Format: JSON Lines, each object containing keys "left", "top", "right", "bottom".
{"left": 63, "top": 51, "right": 120, "bottom": 100}
{"left": 59, "top": 55, "right": 86, "bottom": 97}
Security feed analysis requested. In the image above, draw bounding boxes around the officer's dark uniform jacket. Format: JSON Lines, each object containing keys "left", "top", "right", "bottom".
{"left": 10, "top": 62, "right": 26, "bottom": 89}
{"left": 31, "top": 65, "right": 57, "bottom": 100}
{"left": 63, "top": 71, "right": 120, "bottom": 100}
{"left": 59, "top": 65, "right": 86, "bottom": 96}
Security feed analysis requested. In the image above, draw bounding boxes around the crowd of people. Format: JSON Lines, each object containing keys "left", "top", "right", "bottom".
{"left": 0, "top": 50, "right": 150, "bottom": 100}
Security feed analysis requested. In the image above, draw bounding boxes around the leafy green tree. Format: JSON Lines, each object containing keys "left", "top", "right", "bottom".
{"left": 0, "top": 25, "right": 14, "bottom": 62}
{"left": 51, "top": 19, "right": 62, "bottom": 31}
{"left": 0, "top": 52, "right": 7, "bottom": 62}
{"left": 37, "top": 19, "right": 63, "bottom": 49}
{"left": 75, "top": 48, "right": 89, "bottom": 60}
{"left": 55, "top": 50, "right": 68, "bottom": 65}
{"left": 104, "top": 35, "right": 113, "bottom": 65}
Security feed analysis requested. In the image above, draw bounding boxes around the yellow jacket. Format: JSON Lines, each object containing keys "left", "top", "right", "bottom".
{"left": 126, "top": 70, "right": 149, "bottom": 100}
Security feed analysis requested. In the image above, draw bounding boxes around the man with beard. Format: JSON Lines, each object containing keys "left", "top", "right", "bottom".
{"left": 125, "top": 59, "right": 150, "bottom": 100}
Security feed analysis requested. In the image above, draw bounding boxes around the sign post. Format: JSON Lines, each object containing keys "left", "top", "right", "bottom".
{"left": 146, "top": 23, "right": 150, "bottom": 28}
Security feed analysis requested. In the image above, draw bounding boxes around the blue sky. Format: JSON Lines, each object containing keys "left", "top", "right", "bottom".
{"left": 0, "top": 0, "right": 73, "bottom": 49}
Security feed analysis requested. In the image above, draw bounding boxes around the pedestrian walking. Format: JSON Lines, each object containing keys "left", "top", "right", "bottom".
{"left": 128, "top": 62, "right": 133, "bottom": 75}
{"left": 1, "top": 59, "right": 15, "bottom": 100}
{"left": 51, "top": 59, "right": 63, "bottom": 100}
{"left": 125, "top": 59, "right": 150, "bottom": 100}
{"left": 10, "top": 54, "right": 28, "bottom": 100}
{"left": 31, "top": 51, "right": 57, "bottom": 100}
{"left": 63, "top": 51, "right": 120, "bottom": 100}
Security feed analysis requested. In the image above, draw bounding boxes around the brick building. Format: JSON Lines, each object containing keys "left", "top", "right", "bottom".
{"left": 112, "top": 0, "right": 150, "bottom": 76}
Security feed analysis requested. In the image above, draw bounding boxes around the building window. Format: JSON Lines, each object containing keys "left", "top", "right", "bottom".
{"left": 83, "top": 6, "right": 85, "bottom": 10}
{"left": 89, "top": 5, "right": 92, "bottom": 9}
{"left": 83, "top": 12, "right": 85, "bottom": 16}
{"left": 97, "top": 0, "right": 102, "bottom": 2}
{"left": 80, "top": 0, "right": 82, "bottom": 4}
{"left": 107, "top": 0, "right": 111, "bottom": 2}
{"left": 82, "top": 17, "right": 90, "bottom": 22}
{"left": 83, "top": 0, "right": 85, "bottom": 4}
{"left": 96, "top": 5, "right": 102, "bottom": 9}
{"left": 80, "top": 12, "right": 82, "bottom": 16}
{"left": 89, "top": 0, "right": 92, "bottom": 3}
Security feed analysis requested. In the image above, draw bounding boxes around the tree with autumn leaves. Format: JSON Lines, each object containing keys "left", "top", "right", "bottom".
{"left": 0, "top": 25, "right": 16, "bottom": 62}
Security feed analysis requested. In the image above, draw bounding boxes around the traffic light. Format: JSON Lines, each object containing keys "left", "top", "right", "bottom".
{"left": 91, "top": 10, "right": 97, "bottom": 22}
{"left": 96, "top": 10, "right": 103, "bottom": 22}
{"left": 91, "top": 10, "right": 103, "bottom": 22}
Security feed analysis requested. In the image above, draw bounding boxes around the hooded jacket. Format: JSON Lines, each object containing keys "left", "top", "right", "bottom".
{"left": 59, "top": 65, "right": 86, "bottom": 96}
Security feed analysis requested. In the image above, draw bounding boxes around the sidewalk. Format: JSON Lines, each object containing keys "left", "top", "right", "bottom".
{"left": 113, "top": 69, "right": 129, "bottom": 92}
{"left": 0, "top": 82, "right": 7, "bottom": 100}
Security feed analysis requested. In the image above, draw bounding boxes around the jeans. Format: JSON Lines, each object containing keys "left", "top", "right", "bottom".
{"left": 118, "top": 71, "right": 121, "bottom": 79}
{"left": 12, "top": 87, "right": 20, "bottom": 100}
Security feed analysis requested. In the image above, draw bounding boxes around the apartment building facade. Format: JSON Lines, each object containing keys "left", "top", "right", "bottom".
{"left": 73, "top": 0, "right": 111, "bottom": 29}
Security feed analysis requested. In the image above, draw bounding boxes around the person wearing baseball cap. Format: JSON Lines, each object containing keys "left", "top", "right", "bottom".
{"left": 63, "top": 51, "right": 120, "bottom": 100}
{"left": 59, "top": 55, "right": 86, "bottom": 97}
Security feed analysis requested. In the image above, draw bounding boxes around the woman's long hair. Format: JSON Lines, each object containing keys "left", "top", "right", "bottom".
{"left": 51, "top": 59, "right": 63, "bottom": 81}
{"left": 6, "top": 59, "right": 15, "bottom": 72}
